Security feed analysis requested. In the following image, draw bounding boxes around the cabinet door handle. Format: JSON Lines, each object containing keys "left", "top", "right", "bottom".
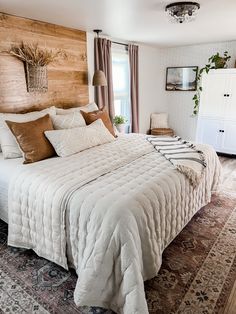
{"left": 222, "top": 130, "right": 225, "bottom": 133}
{"left": 224, "top": 94, "right": 226, "bottom": 97}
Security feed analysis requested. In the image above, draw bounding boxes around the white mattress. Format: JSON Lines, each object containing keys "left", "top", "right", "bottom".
{"left": 0, "top": 154, "right": 23, "bottom": 222}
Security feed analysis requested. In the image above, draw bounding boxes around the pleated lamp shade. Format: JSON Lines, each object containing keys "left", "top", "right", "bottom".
{"left": 92, "top": 70, "right": 107, "bottom": 86}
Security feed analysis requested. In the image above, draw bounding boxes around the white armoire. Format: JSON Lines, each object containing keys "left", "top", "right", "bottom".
{"left": 196, "top": 69, "right": 236, "bottom": 154}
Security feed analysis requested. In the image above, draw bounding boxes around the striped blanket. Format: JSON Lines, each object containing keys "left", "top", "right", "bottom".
{"left": 147, "top": 136, "right": 207, "bottom": 187}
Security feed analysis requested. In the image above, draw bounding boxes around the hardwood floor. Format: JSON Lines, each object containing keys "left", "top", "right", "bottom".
{"left": 220, "top": 155, "right": 236, "bottom": 193}
{"left": 219, "top": 155, "right": 236, "bottom": 314}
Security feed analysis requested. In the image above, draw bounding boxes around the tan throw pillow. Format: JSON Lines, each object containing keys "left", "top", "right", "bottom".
{"left": 81, "top": 108, "right": 115, "bottom": 137}
{"left": 0, "top": 106, "right": 56, "bottom": 159}
{"left": 6, "top": 114, "right": 56, "bottom": 164}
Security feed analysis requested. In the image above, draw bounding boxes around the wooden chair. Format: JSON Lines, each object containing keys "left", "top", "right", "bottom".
{"left": 151, "top": 128, "right": 174, "bottom": 136}
{"left": 150, "top": 113, "right": 175, "bottom": 136}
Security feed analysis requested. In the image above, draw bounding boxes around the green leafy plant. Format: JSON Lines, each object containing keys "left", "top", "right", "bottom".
{"left": 113, "top": 115, "right": 128, "bottom": 125}
{"left": 192, "top": 51, "right": 231, "bottom": 115}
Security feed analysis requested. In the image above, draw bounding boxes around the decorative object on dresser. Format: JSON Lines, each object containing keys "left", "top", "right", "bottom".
{"left": 196, "top": 69, "right": 236, "bottom": 154}
{"left": 150, "top": 113, "right": 175, "bottom": 136}
{"left": 113, "top": 115, "right": 128, "bottom": 133}
{"left": 192, "top": 51, "right": 231, "bottom": 115}
{"left": 166, "top": 66, "right": 198, "bottom": 91}
{"left": 8, "top": 42, "right": 64, "bottom": 93}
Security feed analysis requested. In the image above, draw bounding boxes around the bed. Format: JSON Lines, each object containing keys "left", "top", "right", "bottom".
{"left": 0, "top": 153, "right": 24, "bottom": 223}
{"left": 1, "top": 132, "right": 221, "bottom": 314}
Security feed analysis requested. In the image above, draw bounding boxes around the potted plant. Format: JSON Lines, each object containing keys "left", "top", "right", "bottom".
{"left": 113, "top": 115, "right": 128, "bottom": 133}
{"left": 9, "top": 42, "right": 64, "bottom": 93}
{"left": 192, "top": 51, "right": 231, "bottom": 115}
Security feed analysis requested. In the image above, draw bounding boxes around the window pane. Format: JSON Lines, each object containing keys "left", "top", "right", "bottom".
{"left": 112, "top": 45, "right": 131, "bottom": 131}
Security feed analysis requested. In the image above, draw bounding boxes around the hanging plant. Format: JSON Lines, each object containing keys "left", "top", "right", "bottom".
{"left": 192, "top": 51, "right": 231, "bottom": 115}
{"left": 8, "top": 42, "right": 65, "bottom": 92}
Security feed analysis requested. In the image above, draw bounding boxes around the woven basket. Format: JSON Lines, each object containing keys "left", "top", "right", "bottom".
{"left": 151, "top": 128, "right": 174, "bottom": 136}
{"left": 25, "top": 64, "right": 48, "bottom": 93}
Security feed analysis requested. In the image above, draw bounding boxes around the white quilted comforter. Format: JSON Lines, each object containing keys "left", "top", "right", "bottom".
{"left": 7, "top": 134, "right": 221, "bottom": 314}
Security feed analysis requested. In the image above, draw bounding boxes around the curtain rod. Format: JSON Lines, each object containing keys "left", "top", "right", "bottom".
{"left": 111, "top": 41, "right": 128, "bottom": 47}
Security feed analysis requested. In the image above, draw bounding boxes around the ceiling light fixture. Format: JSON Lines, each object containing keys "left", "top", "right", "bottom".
{"left": 165, "top": 2, "right": 200, "bottom": 24}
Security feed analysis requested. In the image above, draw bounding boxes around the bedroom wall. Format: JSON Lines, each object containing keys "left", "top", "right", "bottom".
{"left": 87, "top": 36, "right": 236, "bottom": 137}
{"left": 86, "top": 32, "right": 163, "bottom": 134}
{"left": 0, "top": 13, "right": 89, "bottom": 113}
{"left": 158, "top": 41, "right": 236, "bottom": 140}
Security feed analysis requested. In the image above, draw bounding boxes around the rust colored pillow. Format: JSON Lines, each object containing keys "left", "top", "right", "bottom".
{"left": 81, "top": 109, "right": 115, "bottom": 137}
{"left": 6, "top": 114, "right": 56, "bottom": 164}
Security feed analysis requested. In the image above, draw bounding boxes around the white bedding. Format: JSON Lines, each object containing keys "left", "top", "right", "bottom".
{"left": 6, "top": 134, "right": 221, "bottom": 314}
{"left": 0, "top": 153, "right": 24, "bottom": 222}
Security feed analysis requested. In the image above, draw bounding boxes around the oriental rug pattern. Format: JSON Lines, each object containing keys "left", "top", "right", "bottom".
{"left": 0, "top": 192, "right": 236, "bottom": 314}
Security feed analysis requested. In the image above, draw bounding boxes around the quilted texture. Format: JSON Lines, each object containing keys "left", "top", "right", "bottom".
{"left": 0, "top": 107, "right": 56, "bottom": 159}
{"left": 45, "top": 119, "right": 115, "bottom": 157}
{"left": 51, "top": 112, "right": 86, "bottom": 130}
{"left": 56, "top": 103, "right": 98, "bottom": 115}
{"left": 7, "top": 134, "right": 221, "bottom": 314}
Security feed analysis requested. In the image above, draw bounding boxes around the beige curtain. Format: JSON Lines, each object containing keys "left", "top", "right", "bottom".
{"left": 128, "top": 44, "right": 139, "bottom": 133}
{"left": 94, "top": 37, "right": 115, "bottom": 119}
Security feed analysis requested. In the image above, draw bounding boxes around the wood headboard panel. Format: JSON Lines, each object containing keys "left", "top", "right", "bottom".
{"left": 0, "top": 13, "right": 89, "bottom": 113}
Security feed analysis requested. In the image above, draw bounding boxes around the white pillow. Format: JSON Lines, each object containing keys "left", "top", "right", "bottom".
{"left": 0, "top": 106, "right": 56, "bottom": 159}
{"left": 151, "top": 113, "right": 169, "bottom": 129}
{"left": 56, "top": 102, "right": 98, "bottom": 115}
{"left": 45, "top": 119, "right": 115, "bottom": 157}
{"left": 51, "top": 112, "right": 86, "bottom": 130}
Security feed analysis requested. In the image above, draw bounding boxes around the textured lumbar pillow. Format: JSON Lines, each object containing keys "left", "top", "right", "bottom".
{"left": 81, "top": 108, "right": 115, "bottom": 136}
{"left": 51, "top": 112, "right": 86, "bottom": 130}
{"left": 6, "top": 114, "right": 56, "bottom": 164}
{"left": 56, "top": 102, "right": 98, "bottom": 115}
{"left": 45, "top": 119, "right": 115, "bottom": 157}
{"left": 0, "top": 106, "right": 56, "bottom": 159}
{"left": 151, "top": 113, "right": 169, "bottom": 129}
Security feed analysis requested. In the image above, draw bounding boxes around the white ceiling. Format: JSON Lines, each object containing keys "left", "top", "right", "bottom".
{"left": 1, "top": 0, "right": 236, "bottom": 47}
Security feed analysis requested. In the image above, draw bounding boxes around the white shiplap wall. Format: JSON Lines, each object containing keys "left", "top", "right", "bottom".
{"left": 87, "top": 33, "right": 236, "bottom": 139}
{"left": 158, "top": 41, "right": 236, "bottom": 140}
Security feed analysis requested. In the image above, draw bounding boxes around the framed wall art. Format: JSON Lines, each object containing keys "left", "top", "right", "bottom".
{"left": 166, "top": 66, "right": 198, "bottom": 91}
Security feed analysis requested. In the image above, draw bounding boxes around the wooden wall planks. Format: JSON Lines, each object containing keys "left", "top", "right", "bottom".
{"left": 0, "top": 12, "right": 89, "bottom": 113}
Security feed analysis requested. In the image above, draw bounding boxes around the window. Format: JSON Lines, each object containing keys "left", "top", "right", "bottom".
{"left": 112, "top": 44, "right": 131, "bottom": 131}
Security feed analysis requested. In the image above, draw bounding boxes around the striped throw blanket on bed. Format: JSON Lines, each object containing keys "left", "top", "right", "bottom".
{"left": 147, "top": 136, "right": 207, "bottom": 187}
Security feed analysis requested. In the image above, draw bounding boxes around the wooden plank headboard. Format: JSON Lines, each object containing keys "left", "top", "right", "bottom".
{"left": 0, "top": 12, "right": 89, "bottom": 113}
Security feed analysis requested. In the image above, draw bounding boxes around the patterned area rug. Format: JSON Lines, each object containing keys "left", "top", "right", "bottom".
{"left": 1, "top": 192, "right": 236, "bottom": 314}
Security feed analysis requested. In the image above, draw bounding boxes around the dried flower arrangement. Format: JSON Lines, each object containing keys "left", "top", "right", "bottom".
{"left": 9, "top": 42, "right": 63, "bottom": 66}
{"left": 8, "top": 42, "right": 65, "bottom": 92}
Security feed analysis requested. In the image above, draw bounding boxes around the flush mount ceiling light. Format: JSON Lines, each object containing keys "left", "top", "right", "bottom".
{"left": 165, "top": 2, "right": 200, "bottom": 24}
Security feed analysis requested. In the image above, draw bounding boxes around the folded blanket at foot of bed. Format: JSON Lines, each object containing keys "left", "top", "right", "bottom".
{"left": 147, "top": 136, "right": 207, "bottom": 187}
